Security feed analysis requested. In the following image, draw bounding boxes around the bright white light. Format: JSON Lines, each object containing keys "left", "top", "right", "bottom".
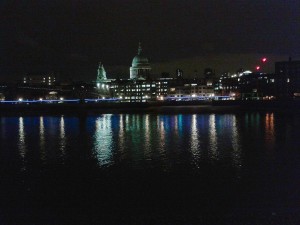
{"left": 97, "top": 83, "right": 100, "bottom": 88}
{"left": 60, "top": 97, "right": 64, "bottom": 101}
{"left": 18, "top": 98, "right": 23, "bottom": 102}
{"left": 243, "top": 70, "right": 252, "bottom": 75}
{"left": 102, "top": 97, "right": 105, "bottom": 99}
{"left": 39, "top": 98, "right": 43, "bottom": 101}
{"left": 191, "top": 94, "right": 196, "bottom": 97}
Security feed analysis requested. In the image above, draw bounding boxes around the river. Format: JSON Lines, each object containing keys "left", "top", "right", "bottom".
{"left": 0, "top": 112, "right": 299, "bottom": 224}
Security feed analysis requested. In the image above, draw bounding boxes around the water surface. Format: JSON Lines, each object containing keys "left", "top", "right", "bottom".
{"left": 0, "top": 112, "right": 299, "bottom": 224}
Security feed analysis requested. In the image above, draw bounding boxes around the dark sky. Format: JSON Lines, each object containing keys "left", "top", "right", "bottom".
{"left": 1, "top": 0, "right": 299, "bottom": 81}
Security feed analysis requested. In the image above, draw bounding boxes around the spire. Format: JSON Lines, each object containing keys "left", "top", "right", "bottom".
{"left": 97, "top": 61, "right": 107, "bottom": 81}
{"left": 138, "top": 42, "right": 142, "bottom": 55}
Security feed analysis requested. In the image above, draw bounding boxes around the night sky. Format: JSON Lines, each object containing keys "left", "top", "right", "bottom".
{"left": 1, "top": 0, "right": 299, "bottom": 81}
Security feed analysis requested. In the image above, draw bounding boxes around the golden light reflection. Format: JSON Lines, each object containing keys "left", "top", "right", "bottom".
{"left": 265, "top": 113, "right": 275, "bottom": 147}
{"left": 94, "top": 115, "right": 113, "bottom": 166}
{"left": 208, "top": 114, "right": 218, "bottom": 160}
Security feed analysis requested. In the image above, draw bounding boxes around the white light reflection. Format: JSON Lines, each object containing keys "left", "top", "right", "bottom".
{"left": 157, "top": 116, "right": 166, "bottom": 151}
{"left": 18, "top": 117, "right": 26, "bottom": 169}
{"left": 157, "top": 115, "right": 167, "bottom": 170}
{"left": 118, "top": 114, "right": 125, "bottom": 155}
{"left": 39, "top": 116, "right": 46, "bottom": 162}
{"left": 231, "top": 115, "right": 242, "bottom": 168}
{"left": 59, "top": 116, "right": 66, "bottom": 158}
{"left": 208, "top": 114, "right": 218, "bottom": 160}
{"left": 144, "top": 114, "right": 151, "bottom": 159}
{"left": 94, "top": 115, "right": 113, "bottom": 166}
{"left": 173, "top": 115, "right": 178, "bottom": 137}
{"left": 190, "top": 114, "right": 201, "bottom": 168}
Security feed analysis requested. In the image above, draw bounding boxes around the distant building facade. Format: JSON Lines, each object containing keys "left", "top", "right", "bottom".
{"left": 275, "top": 58, "right": 300, "bottom": 98}
{"left": 23, "top": 74, "right": 56, "bottom": 85}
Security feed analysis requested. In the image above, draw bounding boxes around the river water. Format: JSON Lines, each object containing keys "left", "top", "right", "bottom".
{"left": 0, "top": 112, "right": 300, "bottom": 224}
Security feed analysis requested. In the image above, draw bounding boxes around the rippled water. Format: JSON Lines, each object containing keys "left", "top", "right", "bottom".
{"left": 0, "top": 112, "right": 300, "bottom": 224}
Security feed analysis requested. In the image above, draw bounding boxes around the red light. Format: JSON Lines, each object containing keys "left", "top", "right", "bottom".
{"left": 262, "top": 57, "right": 267, "bottom": 63}
{"left": 256, "top": 66, "right": 260, "bottom": 70}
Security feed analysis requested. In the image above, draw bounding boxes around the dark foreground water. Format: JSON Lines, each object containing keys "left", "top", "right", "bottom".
{"left": 0, "top": 112, "right": 300, "bottom": 224}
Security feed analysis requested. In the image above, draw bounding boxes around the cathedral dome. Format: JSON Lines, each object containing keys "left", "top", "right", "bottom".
{"left": 130, "top": 42, "right": 151, "bottom": 79}
{"left": 132, "top": 54, "right": 149, "bottom": 67}
{"left": 131, "top": 42, "right": 150, "bottom": 67}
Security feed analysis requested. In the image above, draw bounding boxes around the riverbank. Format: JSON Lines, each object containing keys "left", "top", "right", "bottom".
{"left": 0, "top": 100, "right": 299, "bottom": 115}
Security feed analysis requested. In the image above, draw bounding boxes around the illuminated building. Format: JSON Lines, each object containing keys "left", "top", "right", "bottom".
{"left": 275, "top": 58, "right": 300, "bottom": 98}
{"left": 0, "top": 92, "right": 5, "bottom": 101}
{"left": 214, "top": 72, "right": 240, "bottom": 98}
{"left": 239, "top": 72, "right": 277, "bottom": 100}
{"left": 96, "top": 62, "right": 107, "bottom": 81}
{"left": 109, "top": 79, "right": 157, "bottom": 102}
{"left": 97, "top": 43, "right": 161, "bottom": 102}
{"left": 96, "top": 43, "right": 217, "bottom": 102}
{"left": 23, "top": 74, "right": 56, "bottom": 86}
{"left": 129, "top": 42, "right": 151, "bottom": 79}
{"left": 168, "top": 78, "right": 215, "bottom": 99}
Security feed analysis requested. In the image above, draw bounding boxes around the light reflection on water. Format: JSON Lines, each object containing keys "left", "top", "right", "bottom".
{"left": 1, "top": 112, "right": 300, "bottom": 225}
{"left": 94, "top": 114, "right": 113, "bottom": 166}
{"left": 231, "top": 115, "right": 241, "bottom": 168}
{"left": 18, "top": 117, "right": 26, "bottom": 160}
{"left": 59, "top": 116, "right": 66, "bottom": 158}
{"left": 209, "top": 114, "right": 218, "bottom": 160}
{"left": 39, "top": 116, "right": 46, "bottom": 162}
{"left": 190, "top": 114, "right": 201, "bottom": 168}
{"left": 2, "top": 113, "right": 297, "bottom": 172}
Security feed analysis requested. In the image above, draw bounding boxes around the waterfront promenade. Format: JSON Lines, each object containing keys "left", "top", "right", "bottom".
{"left": 0, "top": 100, "right": 299, "bottom": 115}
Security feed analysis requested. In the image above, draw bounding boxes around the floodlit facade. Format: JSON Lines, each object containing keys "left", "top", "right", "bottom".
{"left": 168, "top": 78, "right": 214, "bottom": 99}
{"left": 96, "top": 62, "right": 107, "bottom": 81}
{"left": 95, "top": 43, "right": 216, "bottom": 102}
{"left": 130, "top": 42, "right": 151, "bottom": 79}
